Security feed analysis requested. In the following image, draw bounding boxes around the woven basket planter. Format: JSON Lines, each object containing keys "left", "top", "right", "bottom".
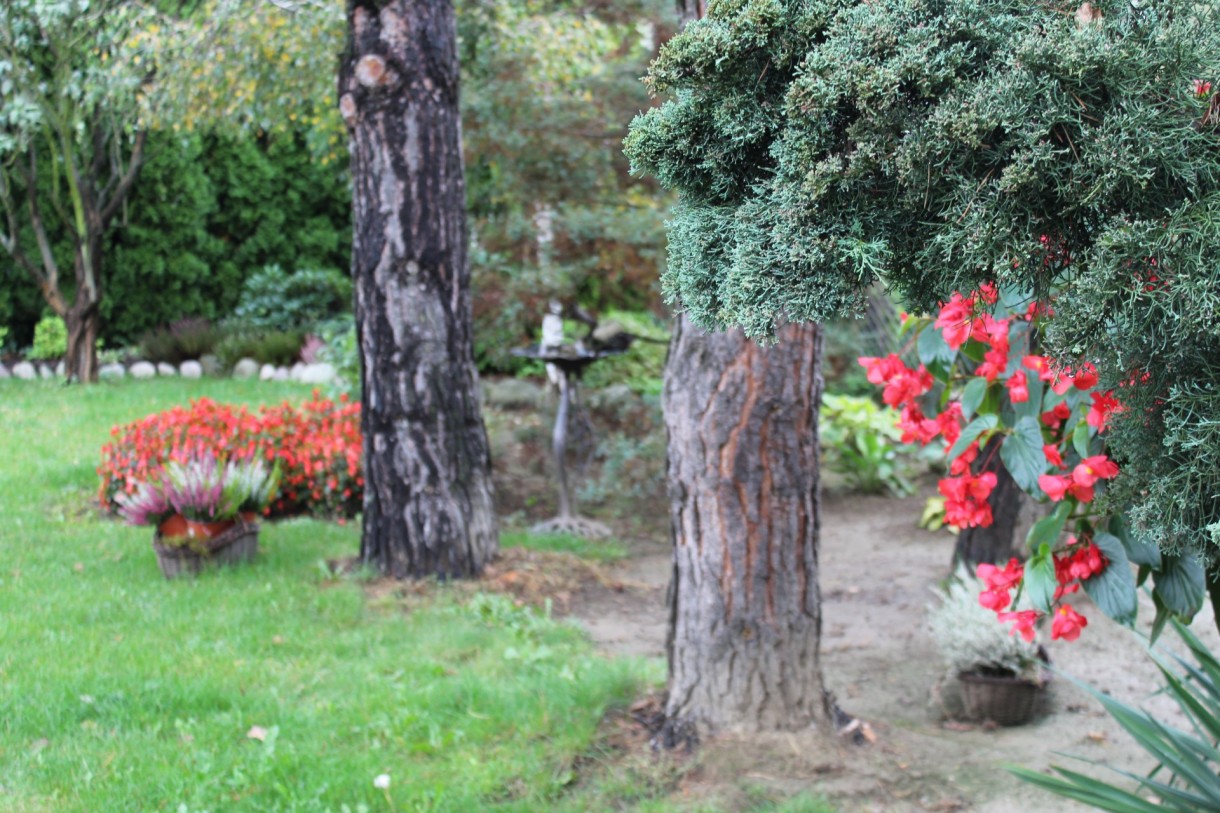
{"left": 152, "top": 518, "right": 260, "bottom": 579}
{"left": 958, "top": 671, "right": 1045, "bottom": 726}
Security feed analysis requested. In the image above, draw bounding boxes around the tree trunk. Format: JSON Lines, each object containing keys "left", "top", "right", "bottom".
{"left": 662, "top": 316, "right": 830, "bottom": 738}
{"left": 952, "top": 438, "right": 1028, "bottom": 568}
{"left": 341, "top": 0, "right": 497, "bottom": 579}
{"left": 64, "top": 300, "right": 100, "bottom": 384}
{"left": 64, "top": 236, "right": 103, "bottom": 383}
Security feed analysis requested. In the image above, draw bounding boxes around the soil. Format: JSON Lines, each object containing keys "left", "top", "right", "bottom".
{"left": 478, "top": 388, "right": 1220, "bottom": 812}
{"left": 556, "top": 487, "right": 1220, "bottom": 812}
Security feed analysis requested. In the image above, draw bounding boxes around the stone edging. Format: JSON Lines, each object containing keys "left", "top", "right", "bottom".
{"left": 0, "top": 357, "right": 336, "bottom": 385}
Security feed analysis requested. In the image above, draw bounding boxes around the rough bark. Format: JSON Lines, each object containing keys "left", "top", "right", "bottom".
{"left": 341, "top": 0, "right": 497, "bottom": 579}
{"left": 952, "top": 438, "right": 1028, "bottom": 568}
{"left": 662, "top": 316, "right": 830, "bottom": 737}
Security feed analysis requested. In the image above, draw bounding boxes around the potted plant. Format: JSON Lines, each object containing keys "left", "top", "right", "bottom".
{"left": 117, "top": 453, "right": 279, "bottom": 579}
{"left": 928, "top": 567, "right": 1048, "bottom": 726}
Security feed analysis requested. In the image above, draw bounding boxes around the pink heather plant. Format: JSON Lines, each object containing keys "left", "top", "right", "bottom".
{"left": 116, "top": 453, "right": 280, "bottom": 528}
{"left": 116, "top": 481, "right": 173, "bottom": 527}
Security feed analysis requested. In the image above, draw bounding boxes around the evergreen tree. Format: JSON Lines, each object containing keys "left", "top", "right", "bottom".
{"left": 627, "top": 0, "right": 1220, "bottom": 570}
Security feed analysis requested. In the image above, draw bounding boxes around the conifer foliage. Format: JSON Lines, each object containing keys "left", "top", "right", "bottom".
{"left": 626, "top": 0, "right": 1220, "bottom": 562}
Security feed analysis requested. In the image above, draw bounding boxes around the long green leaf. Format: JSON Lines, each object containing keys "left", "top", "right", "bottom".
{"left": 1027, "top": 501, "right": 1071, "bottom": 551}
{"left": 959, "top": 377, "right": 988, "bottom": 421}
{"left": 1024, "top": 550, "right": 1057, "bottom": 612}
{"left": 1010, "top": 765, "right": 1167, "bottom": 813}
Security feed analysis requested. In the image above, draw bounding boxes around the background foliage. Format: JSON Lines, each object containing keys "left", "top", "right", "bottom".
{"left": 1, "top": 0, "right": 674, "bottom": 383}
{"left": 0, "top": 129, "right": 351, "bottom": 347}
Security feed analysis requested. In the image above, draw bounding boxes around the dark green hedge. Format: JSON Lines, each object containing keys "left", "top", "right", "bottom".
{"left": 0, "top": 129, "right": 351, "bottom": 347}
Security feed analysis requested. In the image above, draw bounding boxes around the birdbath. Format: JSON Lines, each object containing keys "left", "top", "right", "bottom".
{"left": 511, "top": 341, "right": 623, "bottom": 538}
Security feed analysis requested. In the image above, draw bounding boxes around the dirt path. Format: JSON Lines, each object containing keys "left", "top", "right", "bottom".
{"left": 570, "top": 488, "right": 1220, "bottom": 813}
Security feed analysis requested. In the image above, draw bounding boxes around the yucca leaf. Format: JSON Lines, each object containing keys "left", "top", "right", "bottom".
{"left": 1153, "top": 661, "right": 1220, "bottom": 744}
{"left": 1009, "top": 766, "right": 1167, "bottom": 813}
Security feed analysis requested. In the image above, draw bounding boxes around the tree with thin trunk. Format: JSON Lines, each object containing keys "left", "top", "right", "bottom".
{"left": 0, "top": 1, "right": 152, "bottom": 382}
{"left": 339, "top": 0, "right": 497, "bottom": 578}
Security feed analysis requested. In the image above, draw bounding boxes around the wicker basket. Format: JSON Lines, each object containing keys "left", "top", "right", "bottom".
{"left": 958, "top": 671, "right": 1045, "bottom": 726}
{"left": 152, "top": 519, "right": 260, "bottom": 579}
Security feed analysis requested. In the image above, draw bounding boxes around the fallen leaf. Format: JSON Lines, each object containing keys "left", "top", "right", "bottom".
{"left": 246, "top": 725, "right": 268, "bottom": 742}
{"left": 1086, "top": 731, "right": 1107, "bottom": 743}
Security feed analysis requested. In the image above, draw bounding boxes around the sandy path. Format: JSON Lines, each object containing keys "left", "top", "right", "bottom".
{"left": 574, "top": 488, "right": 1220, "bottom": 812}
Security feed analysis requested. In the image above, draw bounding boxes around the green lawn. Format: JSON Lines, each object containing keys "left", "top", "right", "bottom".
{"left": 0, "top": 378, "right": 833, "bottom": 813}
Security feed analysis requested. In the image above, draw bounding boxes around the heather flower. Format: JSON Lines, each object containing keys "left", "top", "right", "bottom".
{"left": 116, "top": 480, "right": 174, "bottom": 527}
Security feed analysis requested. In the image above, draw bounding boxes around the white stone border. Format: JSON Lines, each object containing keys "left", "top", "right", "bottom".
{"left": 0, "top": 357, "right": 336, "bottom": 384}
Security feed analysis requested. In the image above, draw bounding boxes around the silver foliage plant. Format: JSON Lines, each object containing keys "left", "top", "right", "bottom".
{"left": 928, "top": 568, "right": 1042, "bottom": 682}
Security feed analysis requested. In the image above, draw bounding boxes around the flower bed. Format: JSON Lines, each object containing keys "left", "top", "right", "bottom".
{"left": 99, "top": 392, "right": 362, "bottom": 518}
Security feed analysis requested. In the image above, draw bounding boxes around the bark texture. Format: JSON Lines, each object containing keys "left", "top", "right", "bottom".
{"left": 663, "top": 316, "right": 830, "bottom": 735}
{"left": 341, "top": 0, "right": 497, "bottom": 579}
{"left": 953, "top": 439, "right": 1031, "bottom": 568}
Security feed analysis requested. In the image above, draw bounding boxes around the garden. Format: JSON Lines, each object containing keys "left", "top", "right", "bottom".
{"left": 2, "top": 0, "right": 1220, "bottom": 812}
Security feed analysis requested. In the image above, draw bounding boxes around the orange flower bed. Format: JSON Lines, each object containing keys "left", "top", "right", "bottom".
{"left": 98, "top": 392, "right": 362, "bottom": 519}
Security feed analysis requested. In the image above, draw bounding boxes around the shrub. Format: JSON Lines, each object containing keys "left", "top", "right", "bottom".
{"left": 28, "top": 315, "right": 67, "bottom": 360}
{"left": 819, "top": 394, "right": 915, "bottom": 496}
{"left": 929, "top": 568, "right": 1042, "bottom": 682}
{"left": 0, "top": 325, "right": 9, "bottom": 351}
{"left": 214, "top": 330, "right": 305, "bottom": 370}
{"left": 233, "top": 265, "right": 352, "bottom": 333}
{"left": 318, "top": 316, "right": 359, "bottom": 397}
{"left": 138, "top": 318, "right": 220, "bottom": 365}
{"left": 579, "top": 309, "right": 670, "bottom": 395}
{"left": 98, "top": 393, "right": 362, "bottom": 519}
{"left": 625, "top": 0, "right": 1220, "bottom": 575}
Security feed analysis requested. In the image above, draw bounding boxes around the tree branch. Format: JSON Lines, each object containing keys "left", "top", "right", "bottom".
{"left": 19, "top": 146, "right": 62, "bottom": 294}
{"left": 0, "top": 168, "right": 65, "bottom": 314}
{"left": 100, "top": 129, "right": 146, "bottom": 227}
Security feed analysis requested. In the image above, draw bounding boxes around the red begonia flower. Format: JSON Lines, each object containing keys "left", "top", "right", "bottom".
{"left": 1051, "top": 606, "right": 1088, "bottom": 641}
{"left": 997, "top": 610, "right": 1040, "bottom": 642}
{"left": 1007, "top": 370, "right": 1029, "bottom": 403}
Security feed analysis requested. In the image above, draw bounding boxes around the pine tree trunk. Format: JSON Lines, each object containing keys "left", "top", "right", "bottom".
{"left": 341, "top": 0, "right": 497, "bottom": 579}
{"left": 662, "top": 316, "right": 830, "bottom": 737}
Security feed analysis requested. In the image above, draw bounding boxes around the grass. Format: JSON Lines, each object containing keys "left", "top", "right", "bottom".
{"left": 501, "top": 530, "right": 630, "bottom": 563}
{"left": 0, "top": 377, "right": 836, "bottom": 813}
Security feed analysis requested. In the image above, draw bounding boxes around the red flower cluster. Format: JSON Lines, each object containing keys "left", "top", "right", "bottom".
{"left": 859, "top": 284, "right": 1133, "bottom": 645}
{"left": 98, "top": 392, "right": 363, "bottom": 519}
{"left": 939, "top": 471, "right": 998, "bottom": 528}
{"left": 977, "top": 538, "right": 1104, "bottom": 642}
{"left": 860, "top": 351, "right": 1002, "bottom": 527}
{"left": 978, "top": 558, "right": 1024, "bottom": 611}
{"left": 1037, "top": 454, "right": 1120, "bottom": 503}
